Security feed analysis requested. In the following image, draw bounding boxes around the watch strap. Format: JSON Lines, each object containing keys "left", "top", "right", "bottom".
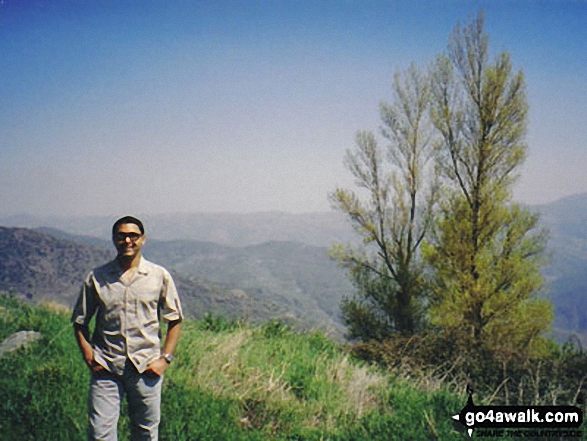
{"left": 161, "top": 352, "right": 175, "bottom": 364}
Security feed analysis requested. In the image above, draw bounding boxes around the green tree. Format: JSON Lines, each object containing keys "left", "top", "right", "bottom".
{"left": 425, "top": 12, "right": 552, "bottom": 357}
{"left": 330, "top": 64, "right": 437, "bottom": 339}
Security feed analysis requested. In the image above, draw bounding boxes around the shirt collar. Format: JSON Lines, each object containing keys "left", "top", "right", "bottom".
{"left": 137, "top": 257, "right": 150, "bottom": 275}
{"left": 109, "top": 256, "right": 150, "bottom": 275}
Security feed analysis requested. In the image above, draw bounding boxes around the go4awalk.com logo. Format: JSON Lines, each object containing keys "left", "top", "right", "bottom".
{"left": 452, "top": 388, "right": 583, "bottom": 438}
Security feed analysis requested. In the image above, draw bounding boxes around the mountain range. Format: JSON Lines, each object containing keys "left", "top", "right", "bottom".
{"left": 0, "top": 225, "right": 353, "bottom": 340}
{"left": 1, "top": 193, "right": 586, "bottom": 344}
{"left": 0, "top": 211, "right": 355, "bottom": 247}
{"left": 534, "top": 194, "right": 587, "bottom": 343}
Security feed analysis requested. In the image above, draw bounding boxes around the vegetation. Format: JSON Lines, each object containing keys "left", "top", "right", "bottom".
{"left": 327, "top": 15, "right": 587, "bottom": 435}
{"left": 331, "top": 11, "right": 552, "bottom": 359}
{"left": 330, "top": 63, "right": 437, "bottom": 337}
{"left": 425, "top": 12, "right": 552, "bottom": 359}
{"left": 0, "top": 295, "right": 470, "bottom": 440}
{"left": 351, "top": 330, "right": 587, "bottom": 410}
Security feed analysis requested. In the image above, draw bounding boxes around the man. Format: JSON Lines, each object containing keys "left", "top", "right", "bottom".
{"left": 72, "top": 216, "right": 183, "bottom": 441}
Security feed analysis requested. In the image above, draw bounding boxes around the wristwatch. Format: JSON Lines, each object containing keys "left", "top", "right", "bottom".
{"left": 161, "top": 353, "right": 175, "bottom": 364}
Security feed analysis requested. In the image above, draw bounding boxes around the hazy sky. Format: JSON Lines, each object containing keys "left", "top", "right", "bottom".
{"left": 1, "top": 0, "right": 586, "bottom": 217}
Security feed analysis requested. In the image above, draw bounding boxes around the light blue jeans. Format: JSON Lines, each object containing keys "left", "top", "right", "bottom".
{"left": 88, "top": 361, "right": 162, "bottom": 441}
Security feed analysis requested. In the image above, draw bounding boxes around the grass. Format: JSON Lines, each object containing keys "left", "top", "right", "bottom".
{"left": 0, "top": 294, "right": 475, "bottom": 440}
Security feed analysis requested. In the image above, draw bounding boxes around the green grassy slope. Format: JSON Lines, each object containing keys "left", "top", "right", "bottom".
{"left": 0, "top": 295, "right": 468, "bottom": 441}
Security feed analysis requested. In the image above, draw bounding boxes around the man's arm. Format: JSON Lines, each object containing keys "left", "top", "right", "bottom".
{"left": 73, "top": 323, "right": 104, "bottom": 372}
{"left": 146, "top": 319, "right": 182, "bottom": 377}
{"left": 162, "top": 319, "right": 182, "bottom": 356}
{"left": 72, "top": 275, "right": 103, "bottom": 372}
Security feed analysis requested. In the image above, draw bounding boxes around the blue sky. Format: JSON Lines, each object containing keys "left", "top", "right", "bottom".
{"left": 1, "top": 0, "right": 586, "bottom": 217}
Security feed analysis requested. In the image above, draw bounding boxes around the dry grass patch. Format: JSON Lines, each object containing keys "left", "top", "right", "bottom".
{"left": 172, "top": 325, "right": 393, "bottom": 434}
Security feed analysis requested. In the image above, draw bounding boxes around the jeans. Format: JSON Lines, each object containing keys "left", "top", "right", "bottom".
{"left": 88, "top": 361, "right": 162, "bottom": 441}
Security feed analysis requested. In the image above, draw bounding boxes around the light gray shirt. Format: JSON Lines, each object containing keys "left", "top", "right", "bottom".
{"left": 72, "top": 257, "right": 183, "bottom": 375}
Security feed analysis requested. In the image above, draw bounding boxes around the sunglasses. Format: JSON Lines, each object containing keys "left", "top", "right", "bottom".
{"left": 114, "top": 232, "right": 142, "bottom": 242}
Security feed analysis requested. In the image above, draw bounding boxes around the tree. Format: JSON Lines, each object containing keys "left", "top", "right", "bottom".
{"left": 424, "top": 12, "right": 552, "bottom": 357}
{"left": 330, "top": 64, "right": 438, "bottom": 339}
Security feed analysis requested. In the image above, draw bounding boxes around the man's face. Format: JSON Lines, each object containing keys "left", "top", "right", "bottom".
{"left": 113, "top": 223, "right": 145, "bottom": 259}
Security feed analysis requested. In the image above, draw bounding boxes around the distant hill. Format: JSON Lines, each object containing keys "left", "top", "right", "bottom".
{"left": 534, "top": 194, "right": 587, "bottom": 343}
{"left": 35, "top": 227, "right": 353, "bottom": 336}
{"left": 3, "top": 194, "right": 587, "bottom": 344}
{"left": 144, "top": 239, "right": 353, "bottom": 335}
{"left": 0, "top": 211, "right": 356, "bottom": 248}
{"left": 0, "top": 227, "right": 110, "bottom": 306}
{"left": 0, "top": 227, "right": 328, "bottom": 334}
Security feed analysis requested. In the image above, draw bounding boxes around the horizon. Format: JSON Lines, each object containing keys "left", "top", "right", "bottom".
{"left": 1, "top": 1, "right": 586, "bottom": 217}
{"left": 2, "top": 190, "right": 587, "bottom": 222}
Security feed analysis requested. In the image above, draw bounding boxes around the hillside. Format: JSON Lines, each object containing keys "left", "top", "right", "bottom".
{"left": 145, "top": 239, "right": 352, "bottom": 334}
{"left": 32, "top": 227, "right": 353, "bottom": 335}
{"left": 0, "top": 228, "right": 308, "bottom": 330}
{"left": 0, "top": 226, "right": 111, "bottom": 306}
{"left": 0, "top": 296, "right": 466, "bottom": 440}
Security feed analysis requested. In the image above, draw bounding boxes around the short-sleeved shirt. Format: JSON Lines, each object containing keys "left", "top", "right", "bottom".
{"left": 71, "top": 257, "right": 183, "bottom": 375}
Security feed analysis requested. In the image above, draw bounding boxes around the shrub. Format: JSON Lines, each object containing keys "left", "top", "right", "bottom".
{"left": 350, "top": 329, "right": 587, "bottom": 410}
